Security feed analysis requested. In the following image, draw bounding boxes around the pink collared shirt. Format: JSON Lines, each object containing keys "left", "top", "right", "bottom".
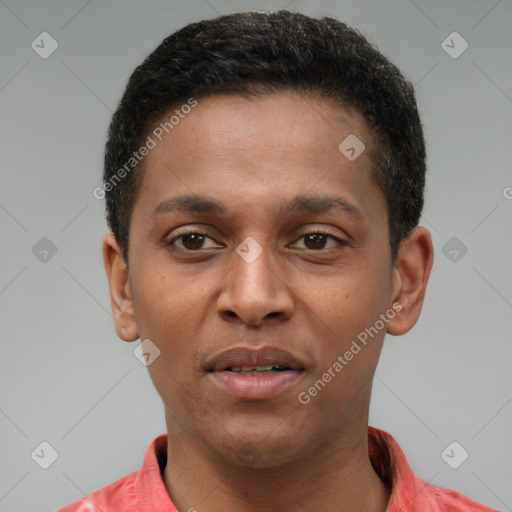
{"left": 59, "top": 426, "right": 497, "bottom": 511}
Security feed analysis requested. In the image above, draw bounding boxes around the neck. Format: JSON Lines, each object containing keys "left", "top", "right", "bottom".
{"left": 163, "top": 405, "right": 390, "bottom": 512}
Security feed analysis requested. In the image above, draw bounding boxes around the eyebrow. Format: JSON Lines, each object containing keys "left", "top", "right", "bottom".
{"left": 152, "top": 194, "right": 365, "bottom": 220}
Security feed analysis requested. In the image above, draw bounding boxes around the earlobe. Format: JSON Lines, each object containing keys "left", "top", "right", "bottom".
{"left": 386, "top": 226, "right": 434, "bottom": 336}
{"left": 102, "top": 233, "right": 139, "bottom": 342}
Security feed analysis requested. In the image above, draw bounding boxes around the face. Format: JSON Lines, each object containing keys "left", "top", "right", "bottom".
{"left": 104, "top": 90, "right": 432, "bottom": 468}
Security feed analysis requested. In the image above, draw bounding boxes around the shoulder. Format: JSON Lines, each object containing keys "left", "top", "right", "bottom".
{"left": 58, "top": 470, "right": 138, "bottom": 512}
{"left": 420, "top": 482, "right": 499, "bottom": 512}
{"left": 368, "top": 426, "right": 498, "bottom": 512}
{"left": 58, "top": 435, "right": 171, "bottom": 512}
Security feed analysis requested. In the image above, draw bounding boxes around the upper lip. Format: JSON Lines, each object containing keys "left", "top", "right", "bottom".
{"left": 207, "top": 346, "right": 305, "bottom": 372}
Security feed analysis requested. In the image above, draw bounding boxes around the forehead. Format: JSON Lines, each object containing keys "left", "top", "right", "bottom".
{"left": 134, "top": 91, "right": 384, "bottom": 223}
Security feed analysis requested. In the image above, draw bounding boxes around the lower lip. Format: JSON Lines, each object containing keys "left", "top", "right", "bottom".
{"left": 208, "top": 370, "right": 304, "bottom": 400}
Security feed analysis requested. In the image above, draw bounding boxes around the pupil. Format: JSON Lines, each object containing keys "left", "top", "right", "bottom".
{"left": 182, "top": 233, "right": 204, "bottom": 250}
{"left": 305, "top": 233, "right": 326, "bottom": 250}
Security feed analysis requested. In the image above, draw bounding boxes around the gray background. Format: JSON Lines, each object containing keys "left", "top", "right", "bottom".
{"left": 1, "top": 0, "right": 511, "bottom": 511}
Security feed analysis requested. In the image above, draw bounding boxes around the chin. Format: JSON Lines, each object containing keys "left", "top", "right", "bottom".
{"left": 206, "top": 425, "right": 307, "bottom": 469}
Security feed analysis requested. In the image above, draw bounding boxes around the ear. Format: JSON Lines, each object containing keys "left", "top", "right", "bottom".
{"left": 102, "top": 233, "right": 139, "bottom": 342}
{"left": 386, "top": 226, "right": 434, "bottom": 336}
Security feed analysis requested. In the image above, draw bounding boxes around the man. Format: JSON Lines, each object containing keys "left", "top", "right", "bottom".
{"left": 61, "top": 10, "right": 497, "bottom": 512}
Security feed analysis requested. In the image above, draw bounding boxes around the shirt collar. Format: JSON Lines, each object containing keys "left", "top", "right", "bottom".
{"left": 135, "top": 434, "right": 177, "bottom": 511}
{"left": 368, "top": 426, "right": 442, "bottom": 511}
{"left": 134, "top": 426, "right": 434, "bottom": 511}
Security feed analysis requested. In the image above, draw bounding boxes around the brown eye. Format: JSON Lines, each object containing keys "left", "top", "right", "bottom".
{"left": 303, "top": 233, "right": 329, "bottom": 250}
{"left": 180, "top": 233, "right": 206, "bottom": 250}
{"left": 168, "top": 232, "right": 221, "bottom": 251}
{"left": 292, "top": 232, "right": 344, "bottom": 251}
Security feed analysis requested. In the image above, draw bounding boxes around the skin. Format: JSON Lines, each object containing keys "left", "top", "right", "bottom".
{"left": 103, "top": 90, "right": 434, "bottom": 512}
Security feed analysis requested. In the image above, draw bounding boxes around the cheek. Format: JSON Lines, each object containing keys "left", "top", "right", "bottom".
{"left": 131, "top": 264, "right": 201, "bottom": 366}
{"left": 134, "top": 261, "right": 190, "bottom": 326}
{"left": 136, "top": 267, "right": 207, "bottom": 421}
{"left": 304, "top": 262, "right": 391, "bottom": 380}
{"left": 308, "top": 264, "right": 385, "bottom": 333}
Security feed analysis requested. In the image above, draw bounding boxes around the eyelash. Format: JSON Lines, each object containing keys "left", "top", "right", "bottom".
{"left": 166, "top": 230, "right": 346, "bottom": 252}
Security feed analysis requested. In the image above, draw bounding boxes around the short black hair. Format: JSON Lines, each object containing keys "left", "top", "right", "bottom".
{"left": 104, "top": 10, "right": 426, "bottom": 264}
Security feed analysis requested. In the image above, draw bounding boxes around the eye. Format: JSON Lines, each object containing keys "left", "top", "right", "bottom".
{"left": 166, "top": 230, "right": 346, "bottom": 253}
{"left": 167, "top": 232, "right": 222, "bottom": 251}
{"left": 291, "top": 231, "right": 345, "bottom": 251}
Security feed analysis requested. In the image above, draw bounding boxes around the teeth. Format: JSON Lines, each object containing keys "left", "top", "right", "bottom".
{"left": 229, "top": 365, "right": 288, "bottom": 373}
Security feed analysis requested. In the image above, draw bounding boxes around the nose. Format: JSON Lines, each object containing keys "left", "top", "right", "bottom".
{"left": 217, "top": 241, "right": 294, "bottom": 327}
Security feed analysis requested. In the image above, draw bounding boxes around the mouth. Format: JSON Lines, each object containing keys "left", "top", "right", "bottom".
{"left": 226, "top": 365, "right": 296, "bottom": 375}
{"left": 206, "top": 347, "right": 306, "bottom": 400}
